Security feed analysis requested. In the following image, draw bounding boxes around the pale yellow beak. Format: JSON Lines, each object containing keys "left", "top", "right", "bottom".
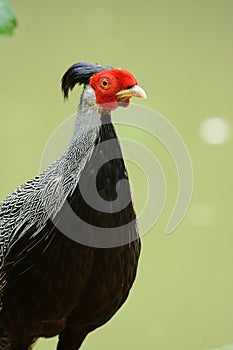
{"left": 116, "top": 85, "right": 147, "bottom": 101}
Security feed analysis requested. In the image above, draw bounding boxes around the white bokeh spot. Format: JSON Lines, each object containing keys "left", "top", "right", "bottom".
{"left": 199, "top": 117, "right": 231, "bottom": 144}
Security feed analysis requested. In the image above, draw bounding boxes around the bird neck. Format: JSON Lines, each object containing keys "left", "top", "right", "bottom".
{"left": 71, "top": 85, "right": 112, "bottom": 143}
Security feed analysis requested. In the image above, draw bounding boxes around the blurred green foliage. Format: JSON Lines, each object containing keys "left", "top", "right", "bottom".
{"left": 0, "top": 0, "right": 16, "bottom": 35}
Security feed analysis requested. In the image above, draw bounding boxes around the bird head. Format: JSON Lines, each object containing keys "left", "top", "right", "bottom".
{"left": 89, "top": 68, "right": 146, "bottom": 110}
{"left": 61, "top": 62, "right": 147, "bottom": 110}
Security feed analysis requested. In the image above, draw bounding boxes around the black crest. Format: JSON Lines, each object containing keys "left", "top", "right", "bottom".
{"left": 61, "top": 62, "right": 112, "bottom": 99}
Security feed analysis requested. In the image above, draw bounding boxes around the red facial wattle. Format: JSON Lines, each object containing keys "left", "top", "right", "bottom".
{"left": 89, "top": 69, "right": 138, "bottom": 110}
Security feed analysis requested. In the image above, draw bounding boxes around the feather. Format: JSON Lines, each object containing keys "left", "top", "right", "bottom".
{"left": 61, "top": 62, "right": 112, "bottom": 99}
{"left": 0, "top": 62, "right": 141, "bottom": 350}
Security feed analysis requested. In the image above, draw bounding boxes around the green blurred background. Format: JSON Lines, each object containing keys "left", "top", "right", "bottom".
{"left": 1, "top": 0, "right": 233, "bottom": 349}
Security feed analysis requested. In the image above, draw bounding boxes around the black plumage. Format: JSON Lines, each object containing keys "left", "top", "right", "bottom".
{"left": 61, "top": 62, "right": 112, "bottom": 98}
{"left": 0, "top": 62, "right": 142, "bottom": 350}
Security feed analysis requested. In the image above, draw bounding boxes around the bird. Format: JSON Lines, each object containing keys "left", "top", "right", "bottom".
{"left": 0, "top": 62, "right": 147, "bottom": 350}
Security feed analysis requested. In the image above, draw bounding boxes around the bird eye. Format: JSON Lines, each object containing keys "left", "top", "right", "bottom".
{"left": 100, "top": 78, "right": 110, "bottom": 89}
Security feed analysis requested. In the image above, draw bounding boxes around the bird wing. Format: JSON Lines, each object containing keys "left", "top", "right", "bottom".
{"left": 0, "top": 127, "right": 98, "bottom": 269}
